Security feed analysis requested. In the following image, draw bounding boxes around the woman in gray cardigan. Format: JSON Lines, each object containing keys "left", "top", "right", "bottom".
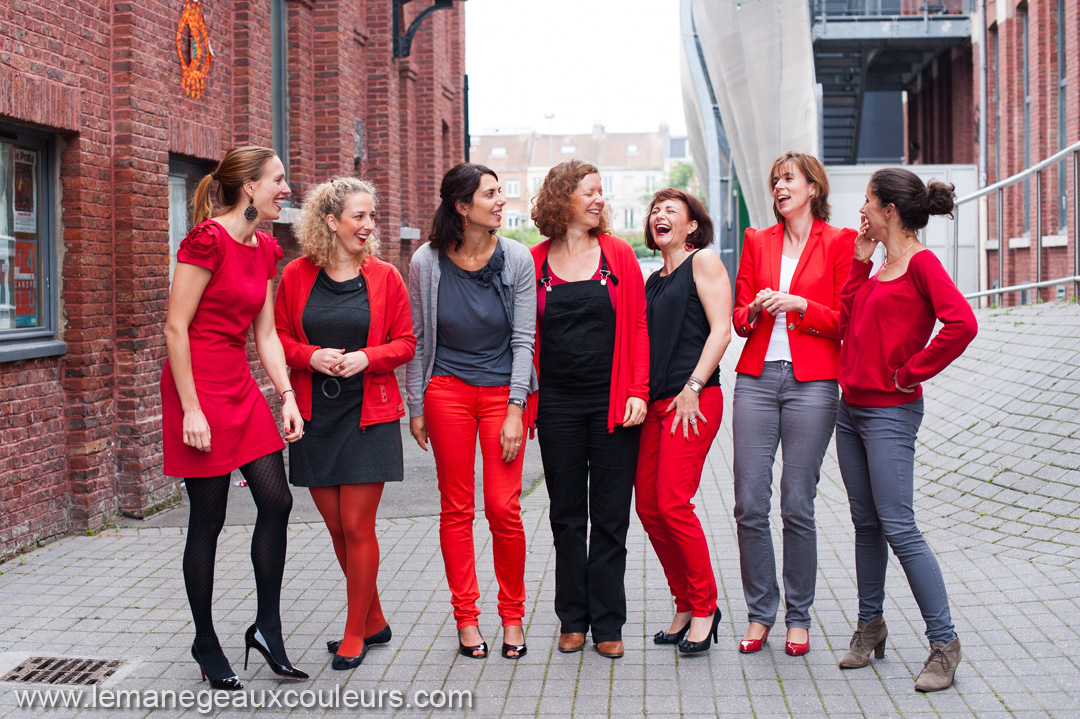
{"left": 406, "top": 163, "right": 538, "bottom": 660}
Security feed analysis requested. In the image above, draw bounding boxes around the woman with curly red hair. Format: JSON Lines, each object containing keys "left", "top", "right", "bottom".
{"left": 161, "top": 145, "right": 306, "bottom": 690}
{"left": 530, "top": 159, "right": 649, "bottom": 659}
{"left": 274, "top": 177, "right": 415, "bottom": 670}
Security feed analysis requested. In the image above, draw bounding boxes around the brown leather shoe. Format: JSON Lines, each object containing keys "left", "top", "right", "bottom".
{"left": 596, "top": 640, "right": 624, "bottom": 658}
{"left": 558, "top": 632, "right": 585, "bottom": 653}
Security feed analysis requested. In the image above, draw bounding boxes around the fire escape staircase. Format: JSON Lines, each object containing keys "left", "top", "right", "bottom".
{"left": 811, "top": 0, "right": 973, "bottom": 165}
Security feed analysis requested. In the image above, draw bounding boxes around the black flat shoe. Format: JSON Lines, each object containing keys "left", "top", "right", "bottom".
{"left": 331, "top": 643, "right": 369, "bottom": 671}
{"left": 191, "top": 642, "right": 243, "bottom": 691}
{"left": 244, "top": 624, "right": 309, "bottom": 679}
{"left": 327, "top": 625, "right": 392, "bottom": 654}
{"left": 652, "top": 621, "right": 691, "bottom": 645}
{"left": 677, "top": 611, "right": 722, "bottom": 655}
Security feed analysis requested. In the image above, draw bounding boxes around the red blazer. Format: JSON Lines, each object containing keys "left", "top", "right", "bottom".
{"left": 274, "top": 255, "right": 416, "bottom": 427}
{"left": 732, "top": 219, "right": 856, "bottom": 381}
{"left": 531, "top": 234, "right": 650, "bottom": 432}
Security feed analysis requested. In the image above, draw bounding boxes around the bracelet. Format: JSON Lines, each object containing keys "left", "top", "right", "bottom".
{"left": 280, "top": 389, "right": 296, "bottom": 400}
{"left": 685, "top": 377, "right": 705, "bottom": 394}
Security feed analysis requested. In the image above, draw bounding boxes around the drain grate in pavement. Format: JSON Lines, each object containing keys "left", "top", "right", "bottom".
{"left": 1, "top": 657, "right": 124, "bottom": 686}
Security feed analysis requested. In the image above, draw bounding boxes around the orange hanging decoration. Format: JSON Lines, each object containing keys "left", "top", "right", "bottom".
{"left": 176, "top": 0, "right": 214, "bottom": 99}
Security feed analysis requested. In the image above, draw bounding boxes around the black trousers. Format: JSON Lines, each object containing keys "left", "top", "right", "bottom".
{"left": 536, "top": 389, "right": 641, "bottom": 643}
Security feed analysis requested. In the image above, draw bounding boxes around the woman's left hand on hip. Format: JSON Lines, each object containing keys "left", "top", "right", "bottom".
{"left": 667, "top": 386, "right": 706, "bottom": 439}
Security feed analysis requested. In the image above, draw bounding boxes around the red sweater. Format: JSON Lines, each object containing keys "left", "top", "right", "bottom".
{"left": 838, "top": 250, "right": 977, "bottom": 407}
{"left": 531, "top": 234, "right": 650, "bottom": 432}
{"left": 274, "top": 255, "right": 416, "bottom": 427}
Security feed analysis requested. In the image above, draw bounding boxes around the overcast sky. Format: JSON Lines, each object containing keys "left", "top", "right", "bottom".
{"left": 465, "top": 0, "right": 688, "bottom": 137}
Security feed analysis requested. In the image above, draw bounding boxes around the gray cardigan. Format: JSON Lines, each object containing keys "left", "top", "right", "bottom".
{"left": 405, "top": 235, "right": 538, "bottom": 416}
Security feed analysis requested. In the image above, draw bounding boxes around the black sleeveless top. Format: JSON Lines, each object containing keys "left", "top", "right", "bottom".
{"left": 644, "top": 250, "right": 721, "bottom": 402}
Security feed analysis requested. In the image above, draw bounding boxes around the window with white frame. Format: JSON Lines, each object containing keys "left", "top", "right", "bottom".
{"left": 602, "top": 176, "right": 613, "bottom": 196}
{"left": 560, "top": 145, "right": 576, "bottom": 155}
{"left": 490, "top": 147, "right": 507, "bottom": 158}
{"left": 168, "top": 156, "right": 213, "bottom": 284}
{"left": 0, "top": 123, "right": 62, "bottom": 360}
{"left": 506, "top": 178, "right": 520, "bottom": 198}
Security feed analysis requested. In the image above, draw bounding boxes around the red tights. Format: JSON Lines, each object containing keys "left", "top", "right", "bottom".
{"left": 309, "top": 483, "right": 387, "bottom": 656}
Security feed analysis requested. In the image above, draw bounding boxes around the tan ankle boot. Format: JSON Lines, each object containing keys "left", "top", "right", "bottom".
{"left": 914, "top": 636, "right": 961, "bottom": 692}
{"left": 838, "top": 615, "right": 888, "bottom": 669}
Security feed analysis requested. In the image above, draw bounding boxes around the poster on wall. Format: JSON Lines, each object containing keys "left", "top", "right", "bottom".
{"left": 14, "top": 239, "right": 37, "bottom": 328}
{"left": 14, "top": 148, "right": 37, "bottom": 234}
{"left": 0, "top": 242, "right": 11, "bottom": 330}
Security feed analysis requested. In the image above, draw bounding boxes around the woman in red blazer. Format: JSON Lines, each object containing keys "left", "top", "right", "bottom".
{"left": 274, "top": 177, "right": 415, "bottom": 671}
{"left": 731, "top": 151, "right": 855, "bottom": 657}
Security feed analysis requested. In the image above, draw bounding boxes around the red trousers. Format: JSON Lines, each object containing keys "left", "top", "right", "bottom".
{"left": 634, "top": 386, "right": 724, "bottom": 616}
{"left": 424, "top": 375, "right": 527, "bottom": 629}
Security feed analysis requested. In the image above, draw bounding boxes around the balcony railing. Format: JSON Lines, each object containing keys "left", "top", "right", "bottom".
{"left": 953, "top": 140, "right": 1080, "bottom": 304}
{"left": 812, "top": 0, "right": 972, "bottom": 19}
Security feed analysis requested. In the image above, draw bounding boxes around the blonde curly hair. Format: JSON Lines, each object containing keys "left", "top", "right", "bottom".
{"left": 296, "top": 177, "right": 380, "bottom": 268}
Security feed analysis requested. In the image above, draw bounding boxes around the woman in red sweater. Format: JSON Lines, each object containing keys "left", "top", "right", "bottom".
{"left": 274, "top": 177, "right": 415, "bottom": 670}
{"left": 530, "top": 160, "right": 649, "bottom": 659}
{"left": 835, "top": 167, "right": 977, "bottom": 692}
{"left": 731, "top": 152, "right": 855, "bottom": 657}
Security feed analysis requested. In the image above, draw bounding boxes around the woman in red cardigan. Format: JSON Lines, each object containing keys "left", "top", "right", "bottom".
{"left": 530, "top": 159, "right": 649, "bottom": 659}
{"left": 835, "top": 168, "right": 976, "bottom": 692}
{"left": 274, "top": 177, "right": 415, "bottom": 671}
{"left": 731, "top": 151, "right": 855, "bottom": 657}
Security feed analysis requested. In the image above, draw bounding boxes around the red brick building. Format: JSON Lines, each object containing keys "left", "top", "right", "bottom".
{"left": 0, "top": 0, "right": 465, "bottom": 559}
{"left": 905, "top": 0, "right": 1078, "bottom": 302}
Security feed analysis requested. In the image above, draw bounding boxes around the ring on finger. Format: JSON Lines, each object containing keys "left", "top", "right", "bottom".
{"left": 689, "top": 417, "right": 698, "bottom": 424}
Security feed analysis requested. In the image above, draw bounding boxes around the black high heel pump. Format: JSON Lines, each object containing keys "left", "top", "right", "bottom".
{"left": 190, "top": 642, "right": 243, "bottom": 691}
{"left": 653, "top": 620, "right": 691, "bottom": 645}
{"left": 677, "top": 611, "right": 722, "bottom": 655}
{"left": 244, "top": 624, "right": 309, "bottom": 679}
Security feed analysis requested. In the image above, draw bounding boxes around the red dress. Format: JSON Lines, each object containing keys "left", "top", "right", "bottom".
{"left": 161, "top": 220, "right": 286, "bottom": 477}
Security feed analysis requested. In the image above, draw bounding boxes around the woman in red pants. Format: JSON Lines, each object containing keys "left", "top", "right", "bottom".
{"left": 634, "top": 188, "right": 732, "bottom": 654}
{"left": 405, "top": 163, "right": 537, "bottom": 659}
{"left": 275, "top": 177, "right": 415, "bottom": 670}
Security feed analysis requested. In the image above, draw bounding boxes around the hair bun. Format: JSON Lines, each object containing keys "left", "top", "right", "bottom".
{"left": 924, "top": 180, "right": 956, "bottom": 217}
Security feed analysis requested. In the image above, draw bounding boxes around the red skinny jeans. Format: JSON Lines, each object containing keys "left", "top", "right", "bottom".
{"left": 634, "top": 386, "right": 723, "bottom": 616}
{"left": 424, "top": 375, "right": 527, "bottom": 629}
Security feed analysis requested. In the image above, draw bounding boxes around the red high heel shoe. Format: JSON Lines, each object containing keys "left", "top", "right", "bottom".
{"left": 738, "top": 626, "right": 771, "bottom": 653}
{"left": 785, "top": 629, "right": 810, "bottom": 656}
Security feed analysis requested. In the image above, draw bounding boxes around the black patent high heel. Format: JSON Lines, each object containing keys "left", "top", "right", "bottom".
{"left": 191, "top": 642, "right": 243, "bottom": 691}
{"left": 244, "top": 624, "right": 309, "bottom": 679}
{"left": 677, "top": 611, "right": 722, "bottom": 655}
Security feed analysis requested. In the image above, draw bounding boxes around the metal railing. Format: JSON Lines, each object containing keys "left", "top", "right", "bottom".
{"left": 953, "top": 140, "right": 1080, "bottom": 304}
{"left": 812, "top": 0, "right": 972, "bottom": 20}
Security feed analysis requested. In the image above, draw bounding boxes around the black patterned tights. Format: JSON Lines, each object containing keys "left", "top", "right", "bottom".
{"left": 184, "top": 451, "right": 294, "bottom": 679}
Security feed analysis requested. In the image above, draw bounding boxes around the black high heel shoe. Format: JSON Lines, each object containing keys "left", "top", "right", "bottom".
{"left": 677, "top": 611, "right": 722, "bottom": 655}
{"left": 244, "top": 624, "right": 309, "bottom": 679}
{"left": 653, "top": 620, "right": 691, "bottom": 645}
{"left": 326, "top": 625, "right": 392, "bottom": 654}
{"left": 458, "top": 628, "right": 488, "bottom": 659}
{"left": 190, "top": 642, "right": 243, "bottom": 691}
{"left": 500, "top": 626, "right": 527, "bottom": 659}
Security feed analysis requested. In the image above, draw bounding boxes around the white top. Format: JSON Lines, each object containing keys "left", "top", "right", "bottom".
{"left": 762, "top": 254, "right": 799, "bottom": 363}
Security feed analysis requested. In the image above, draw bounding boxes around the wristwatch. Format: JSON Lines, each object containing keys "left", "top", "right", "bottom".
{"left": 507, "top": 398, "right": 527, "bottom": 411}
{"left": 685, "top": 377, "right": 704, "bottom": 394}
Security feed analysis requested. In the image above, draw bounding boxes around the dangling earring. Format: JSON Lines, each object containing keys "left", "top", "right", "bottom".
{"left": 244, "top": 196, "right": 258, "bottom": 222}
{"left": 464, "top": 218, "right": 469, "bottom": 228}
{"left": 684, "top": 242, "right": 694, "bottom": 252}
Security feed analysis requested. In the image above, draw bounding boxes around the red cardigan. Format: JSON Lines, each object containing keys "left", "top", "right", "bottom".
{"left": 838, "top": 250, "right": 977, "bottom": 407}
{"left": 732, "top": 219, "right": 856, "bottom": 380}
{"left": 530, "top": 234, "right": 650, "bottom": 432}
{"left": 274, "top": 255, "right": 416, "bottom": 427}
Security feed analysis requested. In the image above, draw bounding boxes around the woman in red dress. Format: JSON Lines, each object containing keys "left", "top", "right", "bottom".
{"left": 161, "top": 145, "right": 306, "bottom": 690}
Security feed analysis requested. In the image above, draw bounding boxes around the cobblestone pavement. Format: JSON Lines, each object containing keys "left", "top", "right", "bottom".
{"left": 0, "top": 301, "right": 1078, "bottom": 718}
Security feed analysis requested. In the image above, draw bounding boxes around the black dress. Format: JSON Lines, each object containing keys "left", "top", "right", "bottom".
{"left": 288, "top": 269, "right": 404, "bottom": 487}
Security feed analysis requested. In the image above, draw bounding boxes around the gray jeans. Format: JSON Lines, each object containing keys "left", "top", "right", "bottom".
{"left": 835, "top": 398, "right": 956, "bottom": 644}
{"left": 732, "top": 362, "right": 839, "bottom": 629}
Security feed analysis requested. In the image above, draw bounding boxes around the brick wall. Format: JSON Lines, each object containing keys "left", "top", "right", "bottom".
{"left": 0, "top": 0, "right": 466, "bottom": 560}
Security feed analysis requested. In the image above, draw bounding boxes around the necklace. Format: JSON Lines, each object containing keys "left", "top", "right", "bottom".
{"left": 882, "top": 237, "right": 917, "bottom": 271}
